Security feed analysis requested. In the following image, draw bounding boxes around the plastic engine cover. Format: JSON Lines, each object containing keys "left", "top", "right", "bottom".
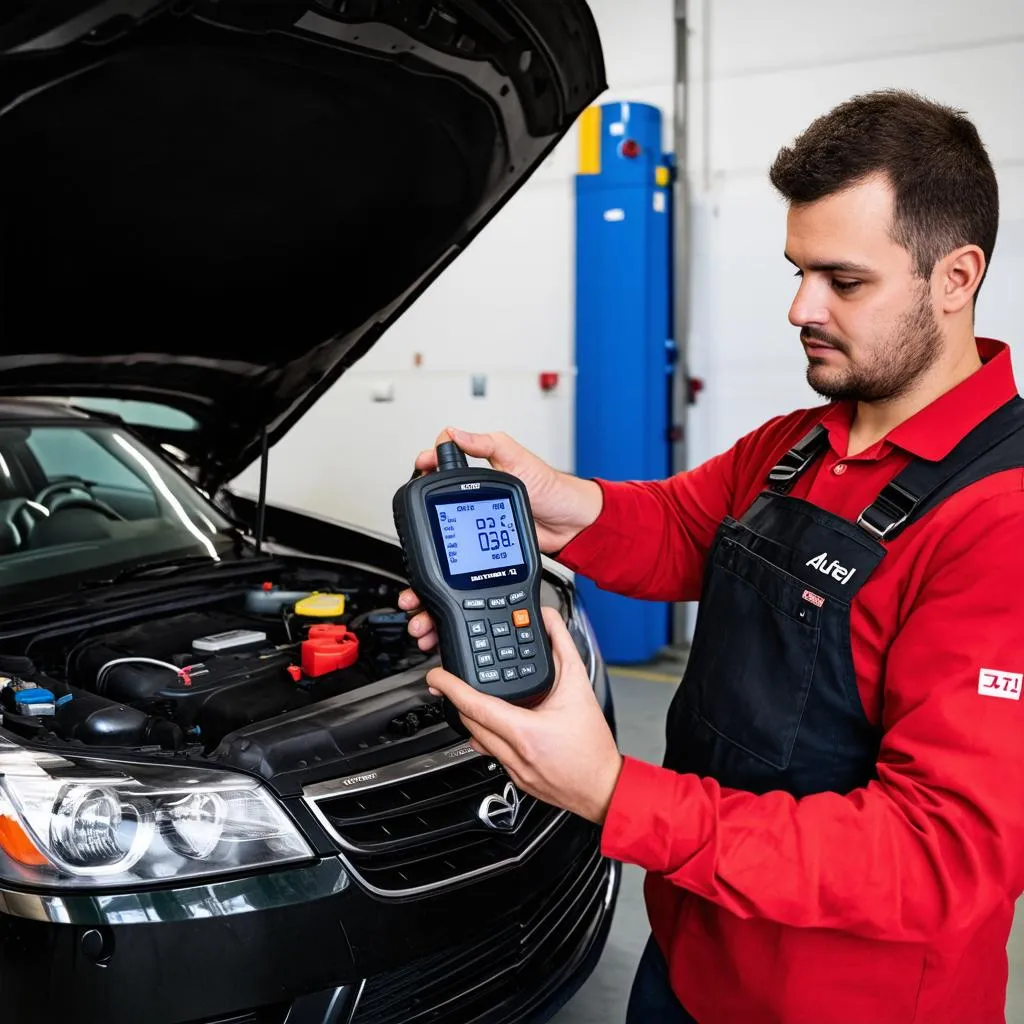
{"left": 73, "top": 612, "right": 314, "bottom": 747}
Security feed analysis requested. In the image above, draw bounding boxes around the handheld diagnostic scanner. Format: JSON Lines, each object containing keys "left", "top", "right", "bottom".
{"left": 393, "top": 441, "right": 555, "bottom": 728}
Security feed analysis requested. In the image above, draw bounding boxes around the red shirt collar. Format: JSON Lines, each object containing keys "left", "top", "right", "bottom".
{"left": 820, "top": 338, "right": 1018, "bottom": 461}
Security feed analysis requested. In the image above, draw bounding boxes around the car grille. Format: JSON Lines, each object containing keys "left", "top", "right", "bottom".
{"left": 304, "top": 745, "right": 566, "bottom": 896}
{"left": 350, "top": 843, "right": 613, "bottom": 1024}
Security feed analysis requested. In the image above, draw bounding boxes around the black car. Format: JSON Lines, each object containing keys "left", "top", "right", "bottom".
{"left": 0, "top": 3, "right": 618, "bottom": 1022}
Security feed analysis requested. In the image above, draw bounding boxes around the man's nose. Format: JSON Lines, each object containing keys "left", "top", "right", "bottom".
{"left": 788, "top": 280, "right": 829, "bottom": 328}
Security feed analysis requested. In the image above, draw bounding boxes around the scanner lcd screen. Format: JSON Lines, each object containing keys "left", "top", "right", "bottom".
{"left": 432, "top": 496, "right": 526, "bottom": 577}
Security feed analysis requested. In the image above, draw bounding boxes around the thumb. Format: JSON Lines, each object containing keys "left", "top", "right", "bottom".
{"left": 446, "top": 427, "right": 499, "bottom": 462}
{"left": 427, "top": 666, "right": 528, "bottom": 731}
{"left": 418, "top": 426, "right": 493, "bottom": 471}
{"left": 425, "top": 666, "right": 478, "bottom": 706}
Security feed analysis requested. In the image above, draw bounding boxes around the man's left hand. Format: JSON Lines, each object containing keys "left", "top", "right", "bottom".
{"left": 426, "top": 606, "right": 624, "bottom": 825}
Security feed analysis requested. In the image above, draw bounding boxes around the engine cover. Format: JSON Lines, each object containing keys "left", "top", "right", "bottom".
{"left": 70, "top": 611, "right": 360, "bottom": 748}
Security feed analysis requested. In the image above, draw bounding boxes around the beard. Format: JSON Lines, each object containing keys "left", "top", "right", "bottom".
{"left": 803, "top": 286, "right": 942, "bottom": 403}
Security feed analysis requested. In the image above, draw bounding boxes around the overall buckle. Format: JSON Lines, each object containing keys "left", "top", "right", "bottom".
{"left": 767, "top": 425, "right": 828, "bottom": 491}
{"left": 767, "top": 459, "right": 803, "bottom": 488}
{"left": 856, "top": 481, "right": 917, "bottom": 541}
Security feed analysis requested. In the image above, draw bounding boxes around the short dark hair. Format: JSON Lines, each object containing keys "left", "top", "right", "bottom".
{"left": 769, "top": 89, "right": 999, "bottom": 288}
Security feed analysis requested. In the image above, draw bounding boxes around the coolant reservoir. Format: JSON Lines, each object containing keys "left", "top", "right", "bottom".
{"left": 244, "top": 584, "right": 312, "bottom": 615}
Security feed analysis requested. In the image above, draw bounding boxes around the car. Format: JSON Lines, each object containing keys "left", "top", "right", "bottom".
{"left": 0, "top": 2, "right": 617, "bottom": 1023}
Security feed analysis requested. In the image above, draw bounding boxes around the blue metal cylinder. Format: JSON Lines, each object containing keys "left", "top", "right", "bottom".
{"left": 573, "top": 101, "right": 673, "bottom": 665}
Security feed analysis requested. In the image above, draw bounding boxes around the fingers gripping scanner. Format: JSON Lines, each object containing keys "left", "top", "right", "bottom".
{"left": 393, "top": 441, "right": 555, "bottom": 733}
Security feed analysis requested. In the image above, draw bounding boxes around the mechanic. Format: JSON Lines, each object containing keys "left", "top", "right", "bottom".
{"left": 400, "top": 89, "right": 1024, "bottom": 1024}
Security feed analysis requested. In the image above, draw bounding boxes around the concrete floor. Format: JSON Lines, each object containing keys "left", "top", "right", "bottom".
{"left": 552, "top": 670, "right": 1024, "bottom": 1024}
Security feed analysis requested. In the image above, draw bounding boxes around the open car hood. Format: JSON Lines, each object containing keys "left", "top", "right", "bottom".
{"left": 0, "top": 0, "right": 605, "bottom": 489}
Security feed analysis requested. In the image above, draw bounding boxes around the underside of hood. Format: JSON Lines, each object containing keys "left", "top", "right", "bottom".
{"left": 0, "top": 0, "right": 605, "bottom": 489}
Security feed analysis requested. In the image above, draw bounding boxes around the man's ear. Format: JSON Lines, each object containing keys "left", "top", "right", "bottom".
{"left": 938, "top": 244, "right": 986, "bottom": 314}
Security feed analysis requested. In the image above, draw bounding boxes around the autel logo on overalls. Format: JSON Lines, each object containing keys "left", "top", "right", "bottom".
{"left": 805, "top": 552, "right": 857, "bottom": 584}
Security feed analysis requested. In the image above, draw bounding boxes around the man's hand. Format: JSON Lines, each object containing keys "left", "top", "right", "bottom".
{"left": 400, "top": 426, "right": 603, "bottom": 652}
{"left": 425, "top": 606, "right": 623, "bottom": 826}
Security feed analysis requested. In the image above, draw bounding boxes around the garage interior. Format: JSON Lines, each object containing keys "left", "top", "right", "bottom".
{"left": 232, "top": 1, "right": 1024, "bottom": 1019}
{"left": 1, "top": 0, "right": 1022, "bottom": 1020}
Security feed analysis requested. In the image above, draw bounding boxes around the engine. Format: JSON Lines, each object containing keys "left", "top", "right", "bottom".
{"left": 0, "top": 572, "right": 432, "bottom": 756}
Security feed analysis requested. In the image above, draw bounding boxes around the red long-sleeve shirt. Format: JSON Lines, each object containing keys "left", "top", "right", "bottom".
{"left": 557, "top": 338, "right": 1024, "bottom": 1024}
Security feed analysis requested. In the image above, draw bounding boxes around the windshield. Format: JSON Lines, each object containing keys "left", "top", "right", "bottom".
{"left": 0, "top": 418, "right": 239, "bottom": 600}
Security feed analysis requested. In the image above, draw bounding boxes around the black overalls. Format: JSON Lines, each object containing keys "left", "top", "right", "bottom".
{"left": 664, "top": 396, "right": 1024, "bottom": 798}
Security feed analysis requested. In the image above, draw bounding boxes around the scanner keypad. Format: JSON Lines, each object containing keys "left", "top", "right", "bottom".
{"left": 469, "top": 591, "right": 538, "bottom": 684}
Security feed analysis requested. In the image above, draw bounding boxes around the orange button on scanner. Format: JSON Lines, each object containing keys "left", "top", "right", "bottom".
{"left": 512, "top": 609, "right": 531, "bottom": 628}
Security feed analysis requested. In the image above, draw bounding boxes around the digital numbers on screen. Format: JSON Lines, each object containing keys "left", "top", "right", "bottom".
{"left": 475, "top": 514, "right": 514, "bottom": 555}
{"left": 435, "top": 498, "right": 525, "bottom": 575}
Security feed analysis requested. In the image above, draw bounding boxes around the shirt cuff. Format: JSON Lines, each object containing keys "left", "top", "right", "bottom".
{"left": 599, "top": 755, "right": 704, "bottom": 874}
{"left": 554, "top": 479, "right": 637, "bottom": 574}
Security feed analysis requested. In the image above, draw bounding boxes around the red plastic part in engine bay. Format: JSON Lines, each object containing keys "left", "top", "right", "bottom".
{"left": 301, "top": 624, "right": 360, "bottom": 677}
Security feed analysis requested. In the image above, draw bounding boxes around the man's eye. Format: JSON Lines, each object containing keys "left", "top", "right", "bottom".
{"left": 832, "top": 279, "right": 860, "bottom": 293}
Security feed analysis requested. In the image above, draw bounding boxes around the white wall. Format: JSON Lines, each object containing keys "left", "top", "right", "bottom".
{"left": 233, "top": 0, "right": 678, "bottom": 536}
{"left": 234, "top": 0, "right": 1024, "bottom": 545}
{"left": 682, "top": 0, "right": 1024, "bottom": 475}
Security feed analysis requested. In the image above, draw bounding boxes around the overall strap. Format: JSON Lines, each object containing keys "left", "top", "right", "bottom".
{"left": 857, "top": 396, "right": 1024, "bottom": 542}
{"left": 766, "top": 424, "right": 830, "bottom": 493}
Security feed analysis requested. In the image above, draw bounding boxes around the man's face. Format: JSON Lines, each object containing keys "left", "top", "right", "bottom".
{"left": 785, "top": 173, "right": 942, "bottom": 403}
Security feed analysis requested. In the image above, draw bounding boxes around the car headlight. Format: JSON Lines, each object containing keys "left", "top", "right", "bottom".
{"left": 0, "top": 740, "right": 312, "bottom": 888}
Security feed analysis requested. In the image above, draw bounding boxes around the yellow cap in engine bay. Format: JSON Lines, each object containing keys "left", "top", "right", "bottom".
{"left": 293, "top": 593, "right": 347, "bottom": 618}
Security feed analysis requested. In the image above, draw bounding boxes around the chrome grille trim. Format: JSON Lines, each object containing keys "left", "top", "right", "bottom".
{"left": 302, "top": 741, "right": 567, "bottom": 898}
{"left": 303, "top": 739, "right": 480, "bottom": 800}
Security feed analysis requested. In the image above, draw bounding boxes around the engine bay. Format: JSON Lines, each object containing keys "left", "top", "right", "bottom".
{"left": 0, "top": 561, "right": 441, "bottom": 773}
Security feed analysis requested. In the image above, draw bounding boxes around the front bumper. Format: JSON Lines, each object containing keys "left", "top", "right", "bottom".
{"left": 0, "top": 821, "right": 618, "bottom": 1024}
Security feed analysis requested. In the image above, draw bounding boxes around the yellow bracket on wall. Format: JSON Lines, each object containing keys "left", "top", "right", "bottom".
{"left": 577, "top": 105, "right": 602, "bottom": 175}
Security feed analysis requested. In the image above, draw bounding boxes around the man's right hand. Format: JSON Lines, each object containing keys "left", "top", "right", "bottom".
{"left": 398, "top": 426, "right": 603, "bottom": 653}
